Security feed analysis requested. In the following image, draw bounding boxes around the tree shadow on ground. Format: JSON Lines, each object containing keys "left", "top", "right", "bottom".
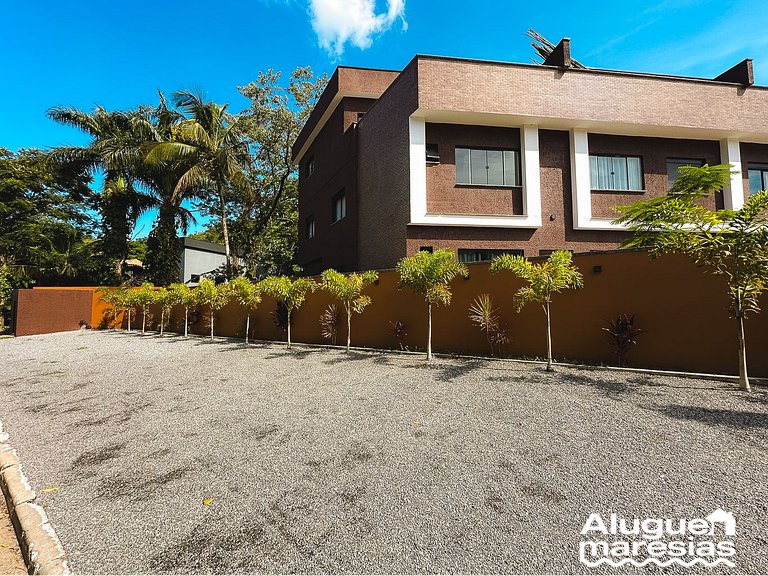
{"left": 657, "top": 404, "right": 768, "bottom": 430}
{"left": 322, "top": 351, "right": 377, "bottom": 365}
{"left": 263, "top": 348, "right": 317, "bottom": 360}
{"left": 398, "top": 358, "right": 488, "bottom": 382}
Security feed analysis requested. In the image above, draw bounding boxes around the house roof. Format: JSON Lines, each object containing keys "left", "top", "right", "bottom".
{"left": 181, "top": 237, "right": 227, "bottom": 255}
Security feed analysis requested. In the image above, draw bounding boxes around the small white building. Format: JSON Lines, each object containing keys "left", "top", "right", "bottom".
{"left": 179, "top": 237, "right": 227, "bottom": 284}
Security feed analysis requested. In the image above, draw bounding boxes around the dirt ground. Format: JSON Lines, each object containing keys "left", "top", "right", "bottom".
{"left": 0, "top": 502, "right": 25, "bottom": 575}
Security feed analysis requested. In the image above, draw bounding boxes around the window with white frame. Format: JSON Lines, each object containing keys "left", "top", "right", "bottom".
{"left": 589, "top": 155, "right": 643, "bottom": 191}
{"left": 305, "top": 215, "right": 315, "bottom": 239}
{"left": 331, "top": 191, "right": 346, "bottom": 223}
{"left": 455, "top": 148, "right": 520, "bottom": 186}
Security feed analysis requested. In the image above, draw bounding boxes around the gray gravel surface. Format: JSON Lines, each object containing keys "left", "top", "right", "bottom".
{"left": 1, "top": 330, "right": 767, "bottom": 574}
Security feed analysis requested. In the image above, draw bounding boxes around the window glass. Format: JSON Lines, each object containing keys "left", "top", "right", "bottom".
{"left": 306, "top": 217, "right": 315, "bottom": 239}
{"left": 470, "top": 149, "right": 488, "bottom": 185}
{"left": 332, "top": 192, "right": 346, "bottom": 223}
{"left": 456, "top": 148, "right": 520, "bottom": 186}
{"left": 486, "top": 150, "right": 504, "bottom": 185}
{"left": 590, "top": 155, "right": 643, "bottom": 190}
{"left": 458, "top": 249, "right": 523, "bottom": 263}
{"left": 504, "top": 150, "right": 519, "bottom": 186}
{"left": 748, "top": 164, "right": 768, "bottom": 194}
{"left": 455, "top": 148, "right": 470, "bottom": 184}
{"left": 667, "top": 159, "right": 704, "bottom": 188}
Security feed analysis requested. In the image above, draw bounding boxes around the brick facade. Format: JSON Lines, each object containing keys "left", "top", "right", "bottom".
{"left": 294, "top": 55, "right": 768, "bottom": 272}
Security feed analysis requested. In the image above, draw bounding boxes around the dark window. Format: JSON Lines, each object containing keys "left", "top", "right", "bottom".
{"left": 305, "top": 216, "right": 315, "bottom": 239}
{"left": 306, "top": 155, "right": 315, "bottom": 178}
{"left": 331, "top": 191, "right": 346, "bottom": 223}
{"left": 589, "top": 155, "right": 643, "bottom": 190}
{"left": 748, "top": 163, "right": 768, "bottom": 194}
{"left": 667, "top": 158, "right": 704, "bottom": 188}
{"left": 426, "top": 144, "right": 440, "bottom": 163}
{"left": 190, "top": 274, "right": 201, "bottom": 283}
{"left": 419, "top": 246, "right": 434, "bottom": 254}
{"left": 456, "top": 147, "right": 520, "bottom": 186}
{"left": 356, "top": 112, "right": 365, "bottom": 123}
{"left": 458, "top": 249, "right": 523, "bottom": 263}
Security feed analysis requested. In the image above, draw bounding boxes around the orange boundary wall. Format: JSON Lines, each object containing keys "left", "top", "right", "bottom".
{"left": 21, "top": 250, "right": 768, "bottom": 377}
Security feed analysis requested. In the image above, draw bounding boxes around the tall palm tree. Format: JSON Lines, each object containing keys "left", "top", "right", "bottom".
{"left": 131, "top": 95, "right": 201, "bottom": 285}
{"left": 146, "top": 90, "right": 251, "bottom": 275}
{"left": 47, "top": 106, "right": 152, "bottom": 279}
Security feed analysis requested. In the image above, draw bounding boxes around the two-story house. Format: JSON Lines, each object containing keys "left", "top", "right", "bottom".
{"left": 292, "top": 40, "right": 768, "bottom": 274}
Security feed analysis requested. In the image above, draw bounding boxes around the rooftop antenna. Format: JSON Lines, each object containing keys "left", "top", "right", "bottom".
{"left": 526, "top": 29, "right": 587, "bottom": 69}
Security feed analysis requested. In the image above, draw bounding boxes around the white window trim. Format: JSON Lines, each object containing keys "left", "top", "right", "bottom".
{"left": 720, "top": 138, "right": 745, "bottom": 210}
{"left": 408, "top": 117, "right": 542, "bottom": 228}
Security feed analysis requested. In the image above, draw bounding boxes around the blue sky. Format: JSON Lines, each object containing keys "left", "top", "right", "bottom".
{"left": 3, "top": 0, "right": 767, "bottom": 236}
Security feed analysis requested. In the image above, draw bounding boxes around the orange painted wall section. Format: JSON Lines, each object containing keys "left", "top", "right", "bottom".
{"left": 19, "top": 250, "right": 768, "bottom": 377}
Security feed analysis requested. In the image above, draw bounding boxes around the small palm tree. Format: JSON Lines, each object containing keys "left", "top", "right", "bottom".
{"left": 490, "top": 250, "right": 583, "bottom": 371}
{"left": 123, "top": 289, "right": 139, "bottom": 332}
{"left": 259, "top": 276, "right": 318, "bottom": 349}
{"left": 229, "top": 277, "right": 262, "bottom": 344}
{"left": 169, "top": 283, "right": 196, "bottom": 337}
{"left": 396, "top": 250, "right": 468, "bottom": 360}
{"left": 134, "top": 282, "right": 158, "bottom": 334}
{"left": 321, "top": 269, "right": 379, "bottom": 351}
{"left": 196, "top": 278, "right": 232, "bottom": 341}
{"left": 154, "top": 287, "right": 178, "bottom": 336}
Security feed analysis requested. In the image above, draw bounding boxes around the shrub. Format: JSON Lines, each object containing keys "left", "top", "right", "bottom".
{"left": 390, "top": 320, "right": 408, "bottom": 351}
{"left": 603, "top": 314, "right": 644, "bottom": 367}
{"left": 321, "top": 269, "right": 378, "bottom": 351}
{"left": 229, "top": 277, "right": 261, "bottom": 344}
{"left": 319, "top": 304, "right": 341, "bottom": 345}
{"left": 468, "top": 294, "right": 509, "bottom": 356}
{"left": 260, "top": 276, "right": 318, "bottom": 349}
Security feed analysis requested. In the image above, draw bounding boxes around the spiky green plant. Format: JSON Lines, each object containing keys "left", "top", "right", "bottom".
{"left": 396, "top": 249, "right": 468, "bottom": 360}
{"left": 321, "top": 269, "right": 378, "bottom": 351}
{"left": 229, "top": 276, "right": 262, "bottom": 344}
{"left": 615, "top": 163, "right": 768, "bottom": 391}
{"left": 468, "top": 293, "right": 509, "bottom": 356}
{"left": 259, "top": 276, "right": 318, "bottom": 349}
{"left": 490, "top": 250, "right": 583, "bottom": 371}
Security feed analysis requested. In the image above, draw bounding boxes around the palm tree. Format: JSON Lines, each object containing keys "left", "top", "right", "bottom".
{"left": 146, "top": 91, "right": 251, "bottom": 275}
{"left": 396, "top": 250, "right": 468, "bottom": 360}
{"left": 133, "top": 95, "right": 201, "bottom": 285}
{"left": 47, "top": 106, "right": 152, "bottom": 279}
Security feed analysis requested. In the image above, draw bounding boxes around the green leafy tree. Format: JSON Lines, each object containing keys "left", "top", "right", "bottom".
{"left": 321, "top": 269, "right": 378, "bottom": 351}
{"left": 0, "top": 266, "right": 13, "bottom": 332}
{"left": 259, "top": 276, "right": 318, "bottom": 349}
{"left": 490, "top": 250, "right": 583, "bottom": 371}
{"left": 0, "top": 148, "right": 96, "bottom": 282}
{"left": 134, "top": 282, "right": 157, "bottom": 334}
{"left": 396, "top": 250, "right": 469, "bottom": 360}
{"left": 195, "top": 278, "right": 232, "bottom": 341}
{"left": 229, "top": 276, "right": 262, "bottom": 343}
{"left": 225, "top": 68, "right": 327, "bottom": 276}
{"left": 169, "top": 283, "right": 196, "bottom": 337}
{"left": 615, "top": 164, "right": 768, "bottom": 392}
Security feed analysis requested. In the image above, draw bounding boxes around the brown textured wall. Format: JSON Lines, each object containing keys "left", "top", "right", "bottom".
{"left": 416, "top": 57, "right": 768, "bottom": 135}
{"left": 121, "top": 251, "right": 768, "bottom": 378}
{"left": 425, "top": 123, "right": 523, "bottom": 216}
{"left": 298, "top": 97, "right": 377, "bottom": 273}
{"left": 357, "top": 62, "right": 419, "bottom": 270}
{"left": 406, "top": 130, "right": 631, "bottom": 258}
{"left": 14, "top": 288, "right": 94, "bottom": 336}
{"left": 588, "top": 134, "right": 722, "bottom": 218}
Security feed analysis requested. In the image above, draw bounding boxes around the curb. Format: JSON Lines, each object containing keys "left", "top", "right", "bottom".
{"left": 0, "top": 421, "right": 69, "bottom": 575}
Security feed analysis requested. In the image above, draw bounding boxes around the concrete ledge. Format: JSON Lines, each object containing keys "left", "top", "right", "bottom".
{"left": 0, "top": 419, "right": 69, "bottom": 575}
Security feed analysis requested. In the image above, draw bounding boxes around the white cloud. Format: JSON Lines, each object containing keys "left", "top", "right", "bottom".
{"left": 310, "top": 0, "right": 406, "bottom": 57}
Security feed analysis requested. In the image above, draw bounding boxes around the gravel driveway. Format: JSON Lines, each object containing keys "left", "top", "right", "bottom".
{"left": 1, "top": 331, "right": 767, "bottom": 574}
